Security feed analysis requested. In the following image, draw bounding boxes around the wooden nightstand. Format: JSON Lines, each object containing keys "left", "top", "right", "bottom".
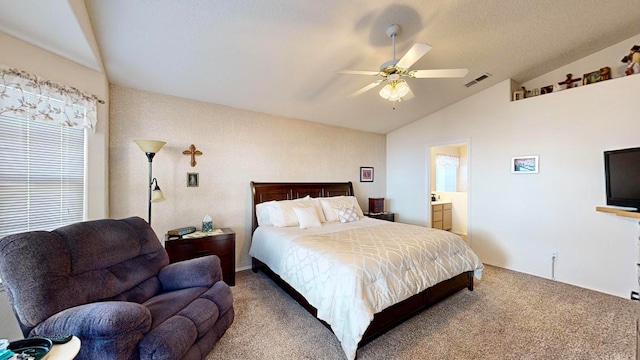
{"left": 165, "top": 228, "right": 235, "bottom": 286}
{"left": 364, "top": 212, "right": 395, "bottom": 222}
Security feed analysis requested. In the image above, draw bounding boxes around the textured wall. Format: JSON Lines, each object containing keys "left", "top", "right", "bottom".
{"left": 109, "top": 85, "right": 386, "bottom": 269}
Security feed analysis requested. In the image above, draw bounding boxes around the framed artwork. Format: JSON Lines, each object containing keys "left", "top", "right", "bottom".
{"left": 187, "top": 172, "right": 199, "bottom": 187}
{"left": 360, "top": 167, "right": 374, "bottom": 182}
{"left": 540, "top": 85, "right": 553, "bottom": 95}
{"left": 583, "top": 67, "right": 611, "bottom": 85}
{"left": 512, "top": 90, "right": 524, "bottom": 101}
{"left": 511, "top": 156, "right": 539, "bottom": 174}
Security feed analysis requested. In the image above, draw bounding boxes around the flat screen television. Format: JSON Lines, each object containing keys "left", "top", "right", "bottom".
{"left": 604, "top": 147, "right": 640, "bottom": 211}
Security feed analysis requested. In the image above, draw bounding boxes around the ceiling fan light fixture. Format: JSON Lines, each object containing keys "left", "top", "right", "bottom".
{"left": 379, "top": 79, "right": 409, "bottom": 102}
{"left": 339, "top": 23, "right": 467, "bottom": 102}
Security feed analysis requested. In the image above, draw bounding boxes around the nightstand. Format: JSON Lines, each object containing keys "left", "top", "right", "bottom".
{"left": 364, "top": 212, "right": 395, "bottom": 222}
{"left": 165, "top": 228, "right": 235, "bottom": 286}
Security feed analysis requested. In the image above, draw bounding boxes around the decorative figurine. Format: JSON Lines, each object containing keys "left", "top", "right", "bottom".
{"left": 622, "top": 45, "right": 640, "bottom": 75}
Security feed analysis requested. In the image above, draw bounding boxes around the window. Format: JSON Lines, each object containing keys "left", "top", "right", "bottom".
{"left": 0, "top": 66, "right": 97, "bottom": 287}
{"left": 0, "top": 113, "right": 85, "bottom": 238}
{"left": 435, "top": 154, "right": 460, "bottom": 192}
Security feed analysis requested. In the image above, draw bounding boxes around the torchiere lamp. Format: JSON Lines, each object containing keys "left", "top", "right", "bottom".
{"left": 134, "top": 140, "right": 166, "bottom": 224}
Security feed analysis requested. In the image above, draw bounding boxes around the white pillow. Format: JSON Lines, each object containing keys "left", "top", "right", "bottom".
{"left": 309, "top": 197, "right": 327, "bottom": 223}
{"left": 255, "top": 201, "right": 277, "bottom": 226}
{"left": 338, "top": 206, "right": 359, "bottom": 223}
{"left": 320, "top": 196, "right": 365, "bottom": 222}
{"left": 271, "top": 199, "right": 316, "bottom": 227}
{"left": 293, "top": 206, "right": 322, "bottom": 229}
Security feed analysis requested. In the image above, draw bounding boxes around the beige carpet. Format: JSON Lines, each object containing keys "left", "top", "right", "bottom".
{"left": 206, "top": 265, "right": 638, "bottom": 360}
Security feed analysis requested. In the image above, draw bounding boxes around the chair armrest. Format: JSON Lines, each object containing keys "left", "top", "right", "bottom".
{"left": 31, "top": 301, "right": 151, "bottom": 338}
{"left": 158, "top": 255, "right": 222, "bottom": 291}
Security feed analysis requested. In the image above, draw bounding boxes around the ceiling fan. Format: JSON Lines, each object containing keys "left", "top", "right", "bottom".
{"left": 338, "top": 24, "right": 468, "bottom": 105}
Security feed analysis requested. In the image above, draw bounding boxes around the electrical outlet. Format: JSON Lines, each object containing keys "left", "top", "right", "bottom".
{"left": 631, "top": 291, "right": 640, "bottom": 301}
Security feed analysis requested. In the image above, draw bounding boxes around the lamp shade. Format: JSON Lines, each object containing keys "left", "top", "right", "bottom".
{"left": 151, "top": 188, "right": 166, "bottom": 202}
{"left": 379, "top": 80, "right": 409, "bottom": 102}
{"left": 151, "top": 178, "right": 166, "bottom": 202}
{"left": 134, "top": 139, "right": 166, "bottom": 153}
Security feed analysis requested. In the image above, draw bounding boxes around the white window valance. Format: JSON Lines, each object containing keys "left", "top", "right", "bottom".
{"left": 0, "top": 66, "right": 100, "bottom": 132}
{"left": 435, "top": 154, "right": 460, "bottom": 168}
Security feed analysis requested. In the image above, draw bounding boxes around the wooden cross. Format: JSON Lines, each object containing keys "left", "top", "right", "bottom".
{"left": 182, "top": 144, "right": 202, "bottom": 167}
{"left": 558, "top": 73, "right": 581, "bottom": 89}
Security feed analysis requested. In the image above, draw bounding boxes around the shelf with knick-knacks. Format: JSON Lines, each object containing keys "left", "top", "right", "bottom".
{"left": 512, "top": 68, "right": 613, "bottom": 101}
{"left": 512, "top": 44, "right": 640, "bottom": 102}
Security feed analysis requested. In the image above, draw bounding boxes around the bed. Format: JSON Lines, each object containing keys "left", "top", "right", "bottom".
{"left": 249, "top": 181, "right": 483, "bottom": 360}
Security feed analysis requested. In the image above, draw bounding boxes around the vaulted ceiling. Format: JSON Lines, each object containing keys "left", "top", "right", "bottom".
{"left": 2, "top": 0, "right": 640, "bottom": 134}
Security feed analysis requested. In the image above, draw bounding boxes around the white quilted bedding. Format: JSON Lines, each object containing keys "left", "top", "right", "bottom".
{"left": 249, "top": 218, "right": 483, "bottom": 360}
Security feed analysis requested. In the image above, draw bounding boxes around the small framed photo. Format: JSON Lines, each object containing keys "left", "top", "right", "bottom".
{"left": 540, "top": 85, "right": 553, "bottom": 95}
{"left": 512, "top": 90, "right": 524, "bottom": 101}
{"left": 583, "top": 67, "right": 611, "bottom": 85}
{"left": 187, "top": 172, "right": 199, "bottom": 187}
{"left": 511, "top": 156, "right": 539, "bottom": 174}
{"left": 360, "top": 167, "right": 374, "bottom": 182}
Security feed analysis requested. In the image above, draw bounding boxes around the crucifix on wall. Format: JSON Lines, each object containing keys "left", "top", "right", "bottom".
{"left": 182, "top": 144, "right": 202, "bottom": 167}
{"left": 558, "top": 73, "right": 581, "bottom": 89}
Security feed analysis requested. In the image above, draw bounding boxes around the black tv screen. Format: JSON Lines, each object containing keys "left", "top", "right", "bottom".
{"left": 604, "top": 147, "right": 640, "bottom": 210}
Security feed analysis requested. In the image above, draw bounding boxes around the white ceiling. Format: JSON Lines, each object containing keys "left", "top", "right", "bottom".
{"left": 2, "top": 1, "right": 640, "bottom": 134}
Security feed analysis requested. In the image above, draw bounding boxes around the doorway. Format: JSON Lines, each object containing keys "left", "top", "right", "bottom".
{"left": 429, "top": 141, "right": 470, "bottom": 243}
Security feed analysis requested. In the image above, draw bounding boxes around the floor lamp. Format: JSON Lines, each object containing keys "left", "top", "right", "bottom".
{"left": 134, "top": 140, "right": 166, "bottom": 225}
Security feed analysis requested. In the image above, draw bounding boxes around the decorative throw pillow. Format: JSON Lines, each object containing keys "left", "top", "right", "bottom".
{"left": 320, "top": 196, "right": 365, "bottom": 222}
{"left": 338, "top": 206, "right": 359, "bottom": 223}
{"left": 271, "top": 199, "right": 316, "bottom": 227}
{"left": 293, "top": 206, "right": 322, "bottom": 229}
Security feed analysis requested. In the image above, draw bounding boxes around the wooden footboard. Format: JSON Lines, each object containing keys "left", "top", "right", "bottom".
{"left": 252, "top": 257, "right": 473, "bottom": 347}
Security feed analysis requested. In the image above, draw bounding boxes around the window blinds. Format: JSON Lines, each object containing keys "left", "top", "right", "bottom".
{"left": 0, "top": 113, "right": 85, "bottom": 238}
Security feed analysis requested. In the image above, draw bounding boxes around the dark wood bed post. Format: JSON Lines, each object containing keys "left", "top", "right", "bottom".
{"left": 249, "top": 181, "right": 474, "bottom": 349}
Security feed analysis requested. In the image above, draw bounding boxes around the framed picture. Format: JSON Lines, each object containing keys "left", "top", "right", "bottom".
{"left": 583, "top": 67, "right": 611, "bottom": 85}
{"left": 511, "top": 156, "right": 539, "bottom": 174}
{"left": 360, "top": 167, "right": 374, "bottom": 182}
{"left": 540, "top": 85, "right": 553, "bottom": 95}
{"left": 187, "top": 172, "right": 199, "bottom": 187}
{"left": 512, "top": 90, "right": 524, "bottom": 101}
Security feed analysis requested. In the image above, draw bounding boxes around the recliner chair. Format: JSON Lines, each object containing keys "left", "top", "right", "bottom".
{"left": 0, "top": 216, "right": 234, "bottom": 359}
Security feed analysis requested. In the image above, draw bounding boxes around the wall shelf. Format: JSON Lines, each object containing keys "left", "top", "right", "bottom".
{"left": 595, "top": 206, "right": 640, "bottom": 219}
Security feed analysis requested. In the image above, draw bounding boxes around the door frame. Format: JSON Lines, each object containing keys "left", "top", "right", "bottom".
{"left": 426, "top": 138, "right": 472, "bottom": 245}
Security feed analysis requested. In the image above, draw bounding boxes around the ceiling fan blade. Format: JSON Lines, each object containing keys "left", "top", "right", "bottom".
{"left": 403, "top": 86, "right": 415, "bottom": 101}
{"left": 409, "top": 68, "right": 469, "bottom": 78}
{"left": 348, "top": 79, "right": 384, "bottom": 97}
{"left": 337, "top": 70, "right": 381, "bottom": 76}
{"left": 396, "top": 43, "right": 432, "bottom": 70}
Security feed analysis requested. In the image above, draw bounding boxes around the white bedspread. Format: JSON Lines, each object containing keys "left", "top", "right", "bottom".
{"left": 249, "top": 218, "right": 483, "bottom": 360}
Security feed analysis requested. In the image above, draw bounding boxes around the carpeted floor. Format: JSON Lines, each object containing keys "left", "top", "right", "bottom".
{"left": 206, "top": 265, "right": 639, "bottom": 360}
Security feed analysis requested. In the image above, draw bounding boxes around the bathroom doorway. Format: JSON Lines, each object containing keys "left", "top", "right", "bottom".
{"left": 429, "top": 141, "right": 470, "bottom": 242}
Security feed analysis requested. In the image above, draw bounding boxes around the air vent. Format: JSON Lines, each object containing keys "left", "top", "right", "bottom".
{"left": 464, "top": 73, "right": 492, "bottom": 87}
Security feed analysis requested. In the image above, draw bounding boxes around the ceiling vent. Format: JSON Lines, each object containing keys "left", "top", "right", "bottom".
{"left": 464, "top": 73, "right": 492, "bottom": 87}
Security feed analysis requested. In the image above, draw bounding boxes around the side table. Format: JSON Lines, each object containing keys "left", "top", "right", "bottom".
{"left": 165, "top": 228, "right": 236, "bottom": 286}
{"left": 364, "top": 212, "right": 395, "bottom": 222}
{"left": 45, "top": 336, "right": 81, "bottom": 360}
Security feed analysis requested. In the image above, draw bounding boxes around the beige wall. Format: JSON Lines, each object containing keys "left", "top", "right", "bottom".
{"left": 109, "top": 85, "right": 387, "bottom": 270}
{"left": 387, "top": 33, "right": 640, "bottom": 298}
{"left": 0, "top": 32, "right": 109, "bottom": 340}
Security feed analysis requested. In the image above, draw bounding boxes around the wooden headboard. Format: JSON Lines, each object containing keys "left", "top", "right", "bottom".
{"left": 250, "top": 181, "right": 354, "bottom": 234}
